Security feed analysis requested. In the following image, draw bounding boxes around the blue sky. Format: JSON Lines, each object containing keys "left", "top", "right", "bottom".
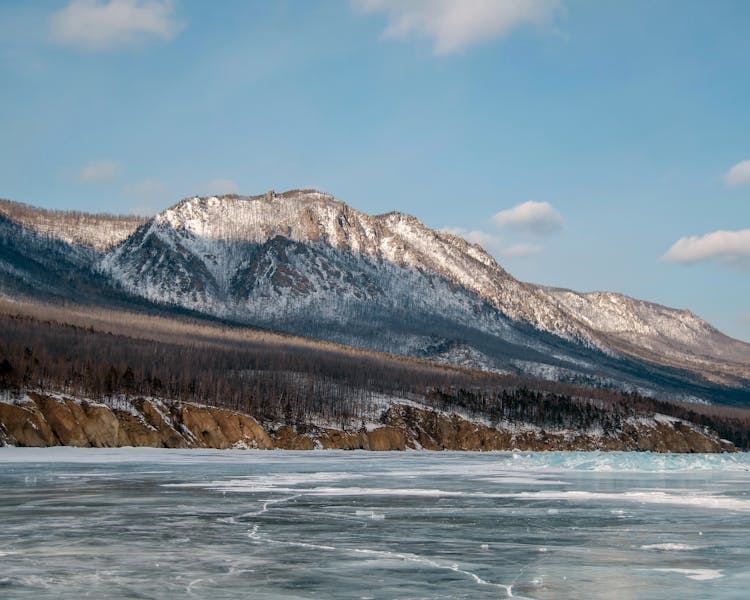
{"left": 1, "top": 0, "right": 749, "bottom": 340}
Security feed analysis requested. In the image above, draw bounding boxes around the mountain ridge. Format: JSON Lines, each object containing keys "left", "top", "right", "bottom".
{"left": 1, "top": 190, "right": 748, "bottom": 402}
{"left": 0, "top": 197, "right": 147, "bottom": 251}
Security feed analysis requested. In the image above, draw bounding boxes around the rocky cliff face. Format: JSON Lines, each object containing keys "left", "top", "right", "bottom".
{"left": 0, "top": 393, "right": 273, "bottom": 450}
{"left": 0, "top": 393, "right": 733, "bottom": 453}
{"left": 379, "top": 404, "right": 732, "bottom": 453}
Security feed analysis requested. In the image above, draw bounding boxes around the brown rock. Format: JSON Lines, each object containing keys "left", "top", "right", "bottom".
{"left": 30, "top": 393, "right": 89, "bottom": 447}
{"left": 207, "top": 407, "right": 273, "bottom": 449}
{"left": 113, "top": 410, "right": 165, "bottom": 447}
{"left": 0, "top": 399, "right": 57, "bottom": 446}
{"left": 272, "top": 425, "right": 316, "bottom": 450}
{"left": 381, "top": 405, "right": 512, "bottom": 451}
{"left": 366, "top": 427, "right": 406, "bottom": 451}
{"left": 173, "top": 404, "right": 230, "bottom": 449}
{"left": 74, "top": 400, "right": 121, "bottom": 447}
{"left": 138, "top": 399, "right": 190, "bottom": 448}
{"left": 320, "top": 429, "right": 370, "bottom": 450}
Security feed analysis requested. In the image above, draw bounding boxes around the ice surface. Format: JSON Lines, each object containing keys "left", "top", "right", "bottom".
{"left": 510, "top": 490, "right": 750, "bottom": 512}
{"left": 650, "top": 568, "right": 724, "bottom": 581}
{"left": 1, "top": 448, "right": 749, "bottom": 599}
{"left": 641, "top": 543, "right": 705, "bottom": 551}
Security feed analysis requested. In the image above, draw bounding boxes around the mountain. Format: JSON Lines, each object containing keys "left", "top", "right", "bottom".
{"left": 1, "top": 191, "right": 748, "bottom": 404}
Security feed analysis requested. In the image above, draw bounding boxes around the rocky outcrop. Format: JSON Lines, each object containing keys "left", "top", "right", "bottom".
{"left": 272, "top": 425, "right": 317, "bottom": 450}
{"left": 378, "top": 405, "right": 733, "bottom": 453}
{"left": 316, "top": 427, "right": 407, "bottom": 451}
{"left": 0, "top": 394, "right": 272, "bottom": 450}
{"left": 0, "top": 397, "right": 57, "bottom": 447}
{"left": 0, "top": 392, "right": 735, "bottom": 453}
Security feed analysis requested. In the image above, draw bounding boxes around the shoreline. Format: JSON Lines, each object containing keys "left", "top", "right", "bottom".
{"left": 1, "top": 391, "right": 735, "bottom": 454}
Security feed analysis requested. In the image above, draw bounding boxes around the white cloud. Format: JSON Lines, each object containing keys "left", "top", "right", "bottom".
{"left": 442, "top": 227, "right": 544, "bottom": 259}
{"left": 78, "top": 159, "right": 120, "bottom": 183}
{"left": 724, "top": 160, "right": 750, "bottom": 187}
{"left": 502, "top": 243, "right": 542, "bottom": 258}
{"left": 662, "top": 229, "right": 750, "bottom": 268}
{"left": 492, "top": 201, "right": 563, "bottom": 235}
{"left": 50, "top": 0, "right": 183, "bottom": 50}
{"left": 199, "top": 178, "right": 240, "bottom": 197}
{"left": 354, "top": 0, "right": 560, "bottom": 54}
{"left": 442, "top": 227, "right": 504, "bottom": 253}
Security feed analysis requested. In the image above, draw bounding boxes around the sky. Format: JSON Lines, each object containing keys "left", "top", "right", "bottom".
{"left": 0, "top": 0, "right": 748, "bottom": 341}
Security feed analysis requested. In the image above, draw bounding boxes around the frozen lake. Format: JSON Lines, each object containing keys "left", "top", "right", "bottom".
{"left": 1, "top": 448, "right": 749, "bottom": 599}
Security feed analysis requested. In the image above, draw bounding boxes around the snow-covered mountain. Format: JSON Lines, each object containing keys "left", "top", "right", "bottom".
{"left": 102, "top": 191, "right": 584, "bottom": 336}
{"left": 1, "top": 191, "right": 749, "bottom": 403}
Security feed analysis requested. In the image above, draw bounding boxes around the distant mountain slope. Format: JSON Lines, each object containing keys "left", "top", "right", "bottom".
{"left": 1, "top": 191, "right": 748, "bottom": 403}
{"left": 0, "top": 198, "right": 146, "bottom": 251}
{"left": 542, "top": 289, "right": 750, "bottom": 386}
{"left": 0, "top": 211, "right": 103, "bottom": 301}
{"left": 545, "top": 288, "right": 748, "bottom": 360}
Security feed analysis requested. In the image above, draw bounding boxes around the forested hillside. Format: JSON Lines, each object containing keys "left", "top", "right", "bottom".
{"left": 1, "top": 299, "right": 748, "bottom": 448}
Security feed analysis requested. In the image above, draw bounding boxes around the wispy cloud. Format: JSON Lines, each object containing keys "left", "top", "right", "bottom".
{"left": 199, "top": 178, "right": 240, "bottom": 197}
{"left": 662, "top": 229, "right": 750, "bottom": 268}
{"left": 354, "top": 0, "right": 560, "bottom": 55}
{"left": 442, "top": 227, "right": 543, "bottom": 259}
{"left": 492, "top": 201, "right": 563, "bottom": 235}
{"left": 442, "top": 227, "right": 504, "bottom": 253}
{"left": 78, "top": 159, "right": 120, "bottom": 183}
{"left": 502, "top": 243, "right": 543, "bottom": 258}
{"left": 50, "top": 0, "right": 183, "bottom": 50}
{"left": 724, "top": 160, "right": 750, "bottom": 188}
{"left": 444, "top": 199, "right": 563, "bottom": 258}
{"left": 124, "top": 178, "right": 168, "bottom": 215}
